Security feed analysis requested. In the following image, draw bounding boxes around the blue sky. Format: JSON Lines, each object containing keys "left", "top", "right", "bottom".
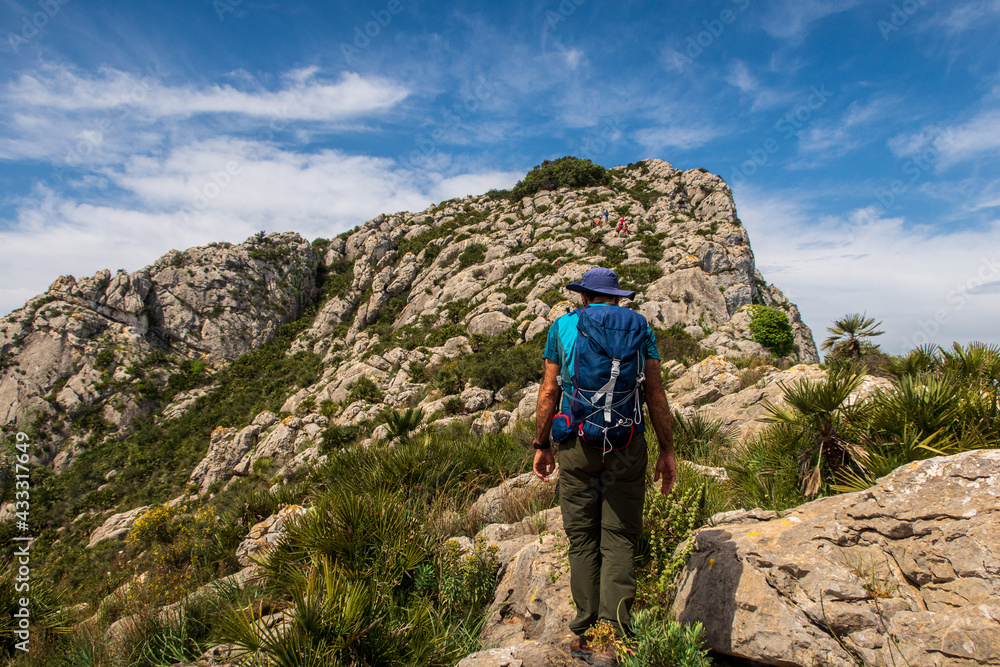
{"left": 1, "top": 0, "right": 999, "bottom": 354}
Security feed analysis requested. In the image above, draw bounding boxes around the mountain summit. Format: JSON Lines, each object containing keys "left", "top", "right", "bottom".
{"left": 0, "top": 157, "right": 816, "bottom": 472}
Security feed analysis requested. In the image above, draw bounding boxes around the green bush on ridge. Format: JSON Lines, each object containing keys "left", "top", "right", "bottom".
{"left": 510, "top": 156, "right": 612, "bottom": 200}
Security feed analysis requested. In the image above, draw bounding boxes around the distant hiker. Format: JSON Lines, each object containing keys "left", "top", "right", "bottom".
{"left": 532, "top": 267, "right": 676, "bottom": 665}
{"left": 603, "top": 210, "right": 609, "bottom": 224}
{"left": 616, "top": 221, "right": 623, "bottom": 237}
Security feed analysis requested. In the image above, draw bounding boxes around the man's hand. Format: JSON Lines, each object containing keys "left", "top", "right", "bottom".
{"left": 533, "top": 449, "right": 556, "bottom": 482}
{"left": 653, "top": 450, "right": 676, "bottom": 496}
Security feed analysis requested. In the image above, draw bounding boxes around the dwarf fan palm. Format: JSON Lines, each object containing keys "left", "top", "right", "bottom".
{"left": 822, "top": 313, "right": 884, "bottom": 360}
{"left": 761, "top": 368, "right": 865, "bottom": 497}
{"left": 884, "top": 344, "right": 938, "bottom": 379}
{"left": 671, "top": 410, "right": 735, "bottom": 465}
{"left": 383, "top": 407, "right": 425, "bottom": 442}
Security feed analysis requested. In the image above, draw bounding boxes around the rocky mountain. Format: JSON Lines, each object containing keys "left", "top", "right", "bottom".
{"left": 0, "top": 158, "right": 817, "bottom": 475}
{"left": 0, "top": 232, "right": 317, "bottom": 470}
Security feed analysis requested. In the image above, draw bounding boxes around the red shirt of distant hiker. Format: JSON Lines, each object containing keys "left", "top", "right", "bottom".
{"left": 531, "top": 267, "right": 675, "bottom": 659}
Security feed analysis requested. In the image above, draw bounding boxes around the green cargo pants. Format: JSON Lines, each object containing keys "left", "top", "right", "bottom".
{"left": 558, "top": 432, "right": 648, "bottom": 637}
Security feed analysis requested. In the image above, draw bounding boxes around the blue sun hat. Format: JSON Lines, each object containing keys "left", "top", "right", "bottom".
{"left": 565, "top": 267, "right": 636, "bottom": 300}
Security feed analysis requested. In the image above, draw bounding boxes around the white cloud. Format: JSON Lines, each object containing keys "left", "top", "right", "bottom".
{"left": 5, "top": 65, "right": 409, "bottom": 121}
{"left": 889, "top": 109, "right": 1000, "bottom": 168}
{"left": 938, "top": 0, "right": 1000, "bottom": 33}
{"left": 0, "top": 140, "right": 520, "bottom": 315}
{"left": 635, "top": 125, "right": 721, "bottom": 152}
{"left": 0, "top": 64, "right": 410, "bottom": 166}
{"left": 724, "top": 60, "right": 794, "bottom": 111}
{"left": 758, "top": 0, "right": 865, "bottom": 41}
{"left": 735, "top": 186, "right": 1000, "bottom": 354}
{"left": 794, "top": 96, "right": 895, "bottom": 160}
{"left": 561, "top": 47, "right": 585, "bottom": 70}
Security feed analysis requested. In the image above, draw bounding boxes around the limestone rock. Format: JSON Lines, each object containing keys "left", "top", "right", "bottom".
{"left": 1, "top": 232, "right": 316, "bottom": 458}
{"left": 470, "top": 470, "right": 557, "bottom": 524}
{"left": 699, "top": 364, "right": 827, "bottom": 441}
{"left": 471, "top": 410, "right": 512, "bottom": 436}
{"left": 460, "top": 507, "right": 576, "bottom": 666}
{"left": 468, "top": 311, "right": 515, "bottom": 337}
{"left": 461, "top": 386, "right": 495, "bottom": 413}
{"left": 235, "top": 505, "right": 310, "bottom": 566}
{"left": 669, "top": 355, "right": 739, "bottom": 393}
{"left": 674, "top": 449, "right": 1000, "bottom": 667}
{"left": 87, "top": 505, "right": 150, "bottom": 548}
{"left": 188, "top": 424, "right": 261, "bottom": 493}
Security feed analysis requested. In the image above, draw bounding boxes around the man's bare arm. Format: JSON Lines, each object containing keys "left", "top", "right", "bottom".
{"left": 535, "top": 359, "right": 561, "bottom": 444}
{"left": 644, "top": 358, "right": 676, "bottom": 495}
{"left": 532, "top": 359, "right": 561, "bottom": 481}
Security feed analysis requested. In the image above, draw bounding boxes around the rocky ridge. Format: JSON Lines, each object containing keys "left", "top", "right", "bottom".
{"left": 0, "top": 158, "right": 817, "bottom": 475}
{"left": 0, "top": 232, "right": 317, "bottom": 468}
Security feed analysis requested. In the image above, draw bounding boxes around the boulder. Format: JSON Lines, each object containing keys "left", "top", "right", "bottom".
{"left": 461, "top": 386, "right": 495, "bottom": 413}
{"left": 235, "top": 505, "right": 310, "bottom": 567}
{"left": 467, "top": 311, "right": 515, "bottom": 337}
{"left": 459, "top": 507, "right": 576, "bottom": 666}
{"left": 669, "top": 355, "right": 739, "bottom": 393}
{"left": 699, "top": 364, "right": 827, "bottom": 442}
{"left": 470, "top": 470, "right": 556, "bottom": 523}
{"left": 87, "top": 505, "right": 150, "bottom": 548}
{"left": 471, "top": 410, "right": 513, "bottom": 436}
{"left": 673, "top": 449, "right": 1000, "bottom": 666}
{"left": 188, "top": 424, "right": 261, "bottom": 493}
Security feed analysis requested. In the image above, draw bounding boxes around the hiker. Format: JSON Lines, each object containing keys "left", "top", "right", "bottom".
{"left": 531, "top": 267, "right": 676, "bottom": 665}
{"left": 616, "top": 221, "right": 623, "bottom": 237}
{"left": 603, "top": 210, "right": 609, "bottom": 224}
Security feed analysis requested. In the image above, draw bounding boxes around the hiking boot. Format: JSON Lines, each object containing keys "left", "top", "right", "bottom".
{"left": 570, "top": 636, "right": 617, "bottom": 666}
{"left": 589, "top": 646, "right": 617, "bottom": 667}
{"left": 570, "top": 635, "right": 594, "bottom": 660}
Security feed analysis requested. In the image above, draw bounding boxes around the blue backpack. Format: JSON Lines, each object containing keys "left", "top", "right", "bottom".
{"left": 550, "top": 306, "right": 648, "bottom": 454}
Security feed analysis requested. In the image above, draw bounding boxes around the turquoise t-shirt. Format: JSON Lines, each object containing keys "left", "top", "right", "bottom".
{"left": 543, "top": 304, "right": 659, "bottom": 412}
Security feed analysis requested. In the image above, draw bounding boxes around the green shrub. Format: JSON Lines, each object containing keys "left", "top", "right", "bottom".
{"left": 457, "top": 243, "right": 488, "bottom": 269}
{"left": 618, "top": 611, "right": 712, "bottom": 667}
{"left": 436, "top": 537, "right": 499, "bottom": 619}
{"left": 637, "top": 481, "right": 708, "bottom": 611}
{"left": 318, "top": 257, "right": 354, "bottom": 298}
{"left": 671, "top": 411, "right": 734, "bottom": 465}
{"left": 510, "top": 156, "right": 612, "bottom": 200}
{"left": 539, "top": 288, "right": 564, "bottom": 307}
{"left": 725, "top": 423, "right": 808, "bottom": 511}
{"left": 616, "top": 263, "right": 664, "bottom": 291}
{"left": 519, "top": 260, "right": 560, "bottom": 284}
{"left": 423, "top": 324, "right": 467, "bottom": 348}
{"left": 320, "top": 424, "right": 360, "bottom": 453}
{"left": 749, "top": 305, "right": 795, "bottom": 356}
{"left": 448, "top": 329, "right": 545, "bottom": 392}
{"left": 584, "top": 190, "right": 612, "bottom": 206}
{"left": 407, "top": 361, "right": 429, "bottom": 382}
{"left": 434, "top": 363, "right": 465, "bottom": 395}
{"left": 346, "top": 376, "right": 385, "bottom": 404}
{"left": 94, "top": 348, "right": 115, "bottom": 369}
{"left": 640, "top": 233, "right": 664, "bottom": 259}
{"left": 222, "top": 431, "right": 530, "bottom": 666}
{"left": 0, "top": 568, "right": 70, "bottom": 659}
{"left": 654, "top": 325, "right": 706, "bottom": 365}
{"left": 166, "top": 358, "right": 210, "bottom": 395}
{"left": 383, "top": 408, "right": 425, "bottom": 441}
